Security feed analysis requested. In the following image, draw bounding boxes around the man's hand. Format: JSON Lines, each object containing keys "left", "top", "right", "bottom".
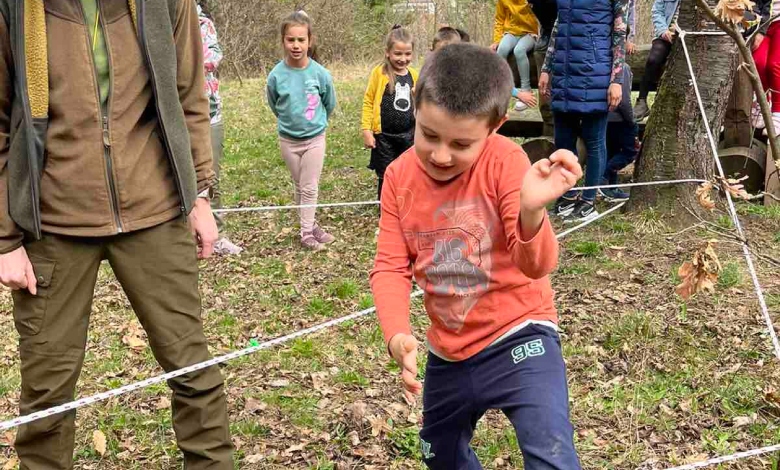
{"left": 661, "top": 30, "right": 674, "bottom": 43}
{"left": 490, "top": 42, "right": 499, "bottom": 52}
{"left": 388, "top": 333, "right": 422, "bottom": 404}
{"left": 362, "top": 130, "right": 376, "bottom": 149}
{"left": 0, "top": 246, "right": 37, "bottom": 295}
{"left": 519, "top": 150, "right": 582, "bottom": 214}
{"left": 626, "top": 41, "right": 637, "bottom": 55}
{"left": 188, "top": 198, "right": 219, "bottom": 259}
{"left": 753, "top": 33, "right": 765, "bottom": 52}
{"left": 539, "top": 72, "right": 551, "bottom": 97}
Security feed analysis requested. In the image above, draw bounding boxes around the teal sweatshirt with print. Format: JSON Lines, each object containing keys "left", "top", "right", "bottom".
{"left": 266, "top": 59, "right": 337, "bottom": 140}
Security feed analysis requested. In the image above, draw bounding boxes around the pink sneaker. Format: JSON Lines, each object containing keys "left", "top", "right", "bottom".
{"left": 301, "top": 232, "right": 324, "bottom": 251}
{"left": 312, "top": 225, "right": 335, "bottom": 244}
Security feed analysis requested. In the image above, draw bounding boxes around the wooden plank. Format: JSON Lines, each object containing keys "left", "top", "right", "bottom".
{"left": 498, "top": 107, "right": 648, "bottom": 139}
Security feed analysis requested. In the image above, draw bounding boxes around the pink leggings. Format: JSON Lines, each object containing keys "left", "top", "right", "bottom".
{"left": 279, "top": 133, "right": 326, "bottom": 234}
{"left": 753, "top": 21, "right": 780, "bottom": 112}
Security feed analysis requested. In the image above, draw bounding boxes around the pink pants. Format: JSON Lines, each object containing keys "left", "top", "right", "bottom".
{"left": 279, "top": 133, "right": 326, "bottom": 234}
{"left": 753, "top": 21, "right": 780, "bottom": 112}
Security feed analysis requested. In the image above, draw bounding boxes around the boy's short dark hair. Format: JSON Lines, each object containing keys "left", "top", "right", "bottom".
{"left": 416, "top": 43, "right": 512, "bottom": 129}
{"left": 454, "top": 28, "right": 470, "bottom": 42}
{"left": 432, "top": 26, "right": 461, "bottom": 50}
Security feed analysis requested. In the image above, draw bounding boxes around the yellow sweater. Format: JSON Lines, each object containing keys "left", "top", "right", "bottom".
{"left": 361, "top": 64, "right": 420, "bottom": 134}
{"left": 492, "top": 0, "right": 540, "bottom": 44}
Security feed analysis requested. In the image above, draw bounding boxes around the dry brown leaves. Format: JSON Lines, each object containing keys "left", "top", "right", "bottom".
{"left": 717, "top": 175, "right": 753, "bottom": 200}
{"left": 715, "top": 0, "right": 756, "bottom": 26}
{"left": 92, "top": 429, "right": 107, "bottom": 456}
{"left": 696, "top": 182, "right": 716, "bottom": 211}
{"left": 675, "top": 241, "right": 722, "bottom": 300}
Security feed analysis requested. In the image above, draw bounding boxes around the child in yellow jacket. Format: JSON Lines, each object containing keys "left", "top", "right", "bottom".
{"left": 361, "top": 26, "right": 419, "bottom": 199}
{"left": 491, "top": 0, "right": 540, "bottom": 112}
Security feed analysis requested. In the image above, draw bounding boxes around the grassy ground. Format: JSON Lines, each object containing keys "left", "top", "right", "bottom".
{"left": 1, "top": 64, "right": 779, "bottom": 469}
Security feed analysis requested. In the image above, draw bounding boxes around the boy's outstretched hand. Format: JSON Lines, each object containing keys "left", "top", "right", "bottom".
{"left": 388, "top": 333, "right": 422, "bottom": 404}
{"left": 519, "top": 150, "right": 582, "bottom": 213}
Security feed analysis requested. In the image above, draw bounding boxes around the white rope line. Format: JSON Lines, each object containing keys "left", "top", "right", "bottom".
{"left": 664, "top": 443, "right": 780, "bottom": 470}
{"left": 213, "top": 180, "right": 705, "bottom": 214}
{"left": 0, "top": 200, "right": 624, "bottom": 432}
{"left": 213, "top": 200, "right": 380, "bottom": 214}
{"left": 0, "top": 291, "right": 424, "bottom": 432}
{"left": 556, "top": 202, "right": 626, "bottom": 239}
{"left": 570, "top": 178, "right": 707, "bottom": 192}
{"left": 678, "top": 29, "right": 780, "bottom": 362}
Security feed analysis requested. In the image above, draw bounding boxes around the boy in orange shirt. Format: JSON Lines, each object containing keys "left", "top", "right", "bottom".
{"left": 370, "top": 43, "right": 583, "bottom": 469}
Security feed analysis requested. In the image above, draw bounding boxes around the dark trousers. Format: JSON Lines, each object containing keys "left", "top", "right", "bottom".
{"left": 553, "top": 111, "right": 609, "bottom": 201}
{"left": 605, "top": 121, "right": 639, "bottom": 184}
{"left": 419, "top": 325, "right": 581, "bottom": 470}
{"left": 370, "top": 131, "right": 414, "bottom": 199}
{"left": 13, "top": 217, "right": 233, "bottom": 469}
{"left": 639, "top": 38, "right": 673, "bottom": 100}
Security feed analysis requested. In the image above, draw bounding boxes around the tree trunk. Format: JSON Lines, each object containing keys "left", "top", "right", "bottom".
{"left": 629, "top": 0, "right": 738, "bottom": 216}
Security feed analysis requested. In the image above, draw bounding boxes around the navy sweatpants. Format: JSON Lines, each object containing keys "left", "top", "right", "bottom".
{"left": 419, "top": 325, "right": 581, "bottom": 470}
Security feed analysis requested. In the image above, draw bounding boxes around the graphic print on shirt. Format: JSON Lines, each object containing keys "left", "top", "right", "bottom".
{"left": 394, "top": 81, "right": 412, "bottom": 112}
{"left": 413, "top": 198, "right": 497, "bottom": 332}
{"left": 304, "top": 79, "right": 321, "bottom": 121}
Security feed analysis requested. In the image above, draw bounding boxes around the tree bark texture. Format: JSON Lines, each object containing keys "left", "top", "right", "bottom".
{"left": 629, "top": 0, "right": 738, "bottom": 215}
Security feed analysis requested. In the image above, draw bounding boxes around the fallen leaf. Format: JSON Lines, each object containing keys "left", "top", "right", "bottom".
{"left": 122, "top": 334, "right": 146, "bottom": 351}
{"left": 347, "top": 401, "right": 368, "bottom": 423}
{"left": 368, "top": 415, "right": 392, "bottom": 437}
{"left": 696, "top": 182, "right": 716, "bottom": 211}
{"left": 269, "top": 379, "right": 290, "bottom": 388}
{"left": 733, "top": 414, "right": 757, "bottom": 427}
{"left": 284, "top": 443, "right": 306, "bottom": 454}
{"left": 93, "top": 430, "right": 107, "bottom": 456}
{"left": 3, "top": 458, "right": 18, "bottom": 470}
{"left": 245, "top": 453, "right": 264, "bottom": 464}
{"left": 684, "top": 452, "right": 710, "bottom": 464}
{"left": 720, "top": 175, "right": 753, "bottom": 200}
{"left": 244, "top": 397, "right": 267, "bottom": 413}
{"left": 155, "top": 397, "right": 171, "bottom": 410}
{"left": 348, "top": 430, "right": 361, "bottom": 446}
{"left": 675, "top": 241, "right": 721, "bottom": 300}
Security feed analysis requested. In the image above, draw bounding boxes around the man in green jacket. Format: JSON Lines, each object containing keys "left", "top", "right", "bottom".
{"left": 0, "top": 0, "right": 233, "bottom": 468}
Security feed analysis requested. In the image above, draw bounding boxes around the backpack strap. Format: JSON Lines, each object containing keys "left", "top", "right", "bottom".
{"left": 128, "top": 0, "right": 184, "bottom": 32}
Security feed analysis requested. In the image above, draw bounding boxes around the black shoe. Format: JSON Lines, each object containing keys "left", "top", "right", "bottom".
{"left": 563, "top": 200, "right": 599, "bottom": 224}
{"left": 634, "top": 99, "right": 649, "bottom": 122}
{"left": 553, "top": 196, "right": 578, "bottom": 218}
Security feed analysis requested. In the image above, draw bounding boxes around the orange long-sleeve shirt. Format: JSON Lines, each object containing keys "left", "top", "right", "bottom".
{"left": 370, "top": 134, "right": 559, "bottom": 361}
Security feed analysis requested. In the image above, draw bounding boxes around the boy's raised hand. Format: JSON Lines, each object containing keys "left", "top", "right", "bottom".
{"left": 388, "top": 333, "right": 422, "bottom": 404}
{"left": 519, "top": 150, "right": 582, "bottom": 213}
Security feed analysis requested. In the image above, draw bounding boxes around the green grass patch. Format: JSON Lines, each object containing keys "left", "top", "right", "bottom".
{"left": 327, "top": 279, "right": 360, "bottom": 300}
{"left": 718, "top": 262, "right": 742, "bottom": 289}
{"left": 570, "top": 241, "right": 602, "bottom": 257}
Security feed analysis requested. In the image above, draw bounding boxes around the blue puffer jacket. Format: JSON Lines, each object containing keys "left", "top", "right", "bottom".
{"left": 550, "top": 0, "right": 613, "bottom": 114}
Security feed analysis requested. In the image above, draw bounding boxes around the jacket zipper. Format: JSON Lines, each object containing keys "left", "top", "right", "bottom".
{"left": 15, "top": 1, "right": 42, "bottom": 238}
{"left": 137, "top": 0, "right": 187, "bottom": 214}
{"left": 82, "top": 0, "right": 124, "bottom": 233}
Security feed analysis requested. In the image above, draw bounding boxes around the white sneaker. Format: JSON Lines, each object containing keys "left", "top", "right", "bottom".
{"left": 514, "top": 100, "right": 529, "bottom": 112}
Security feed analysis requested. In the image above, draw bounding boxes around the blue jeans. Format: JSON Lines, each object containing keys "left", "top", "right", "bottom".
{"left": 497, "top": 33, "right": 536, "bottom": 91}
{"left": 419, "top": 325, "right": 581, "bottom": 470}
{"left": 605, "top": 121, "right": 639, "bottom": 184}
{"left": 553, "top": 111, "right": 609, "bottom": 201}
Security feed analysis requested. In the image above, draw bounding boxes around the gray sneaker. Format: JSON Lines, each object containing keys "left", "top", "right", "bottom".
{"left": 634, "top": 99, "right": 649, "bottom": 122}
